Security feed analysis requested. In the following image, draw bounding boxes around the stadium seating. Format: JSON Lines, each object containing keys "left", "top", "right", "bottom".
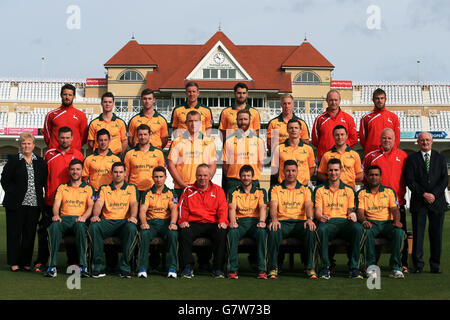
{"left": 429, "top": 85, "right": 450, "bottom": 105}
{"left": 357, "top": 84, "right": 423, "bottom": 105}
{"left": 429, "top": 111, "right": 450, "bottom": 130}
{"left": 0, "top": 81, "right": 11, "bottom": 100}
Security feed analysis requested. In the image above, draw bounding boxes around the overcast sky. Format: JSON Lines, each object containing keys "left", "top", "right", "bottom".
{"left": 0, "top": 0, "right": 449, "bottom": 82}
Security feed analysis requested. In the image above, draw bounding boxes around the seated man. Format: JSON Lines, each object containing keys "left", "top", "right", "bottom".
{"left": 313, "top": 158, "right": 364, "bottom": 280}
{"left": 356, "top": 165, "right": 405, "bottom": 279}
{"left": 137, "top": 166, "right": 179, "bottom": 279}
{"left": 267, "top": 160, "right": 316, "bottom": 279}
{"left": 227, "top": 165, "right": 268, "bottom": 280}
{"left": 46, "top": 159, "right": 94, "bottom": 278}
{"left": 88, "top": 162, "right": 139, "bottom": 278}
{"left": 178, "top": 164, "right": 228, "bottom": 279}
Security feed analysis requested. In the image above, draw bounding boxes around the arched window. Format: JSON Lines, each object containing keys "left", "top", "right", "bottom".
{"left": 294, "top": 72, "right": 320, "bottom": 83}
{"left": 118, "top": 70, "right": 143, "bottom": 81}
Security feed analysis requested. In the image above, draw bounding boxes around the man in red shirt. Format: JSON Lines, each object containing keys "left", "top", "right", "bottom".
{"left": 34, "top": 126, "right": 85, "bottom": 272}
{"left": 178, "top": 164, "right": 228, "bottom": 279}
{"left": 362, "top": 128, "right": 409, "bottom": 272}
{"left": 311, "top": 90, "right": 358, "bottom": 162}
{"left": 359, "top": 88, "right": 400, "bottom": 155}
{"left": 43, "top": 83, "right": 88, "bottom": 151}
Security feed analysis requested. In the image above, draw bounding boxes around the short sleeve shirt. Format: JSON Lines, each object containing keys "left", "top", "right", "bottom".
{"left": 357, "top": 185, "right": 398, "bottom": 221}
{"left": 313, "top": 181, "right": 355, "bottom": 219}
{"left": 269, "top": 181, "right": 312, "bottom": 221}
{"left": 88, "top": 113, "right": 127, "bottom": 154}
{"left": 98, "top": 183, "right": 138, "bottom": 220}
{"left": 54, "top": 181, "right": 94, "bottom": 217}
{"left": 228, "top": 185, "right": 267, "bottom": 219}
{"left": 141, "top": 185, "right": 177, "bottom": 220}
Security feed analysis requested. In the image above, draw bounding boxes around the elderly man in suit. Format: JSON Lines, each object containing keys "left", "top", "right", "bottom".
{"left": 405, "top": 131, "right": 448, "bottom": 274}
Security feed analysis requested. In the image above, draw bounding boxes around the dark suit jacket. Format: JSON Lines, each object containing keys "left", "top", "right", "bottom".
{"left": 405, "top": 150, "right": 448, "bottom": 212}
{"left": 1, "top": 154, "right": 47, "bottom": 210}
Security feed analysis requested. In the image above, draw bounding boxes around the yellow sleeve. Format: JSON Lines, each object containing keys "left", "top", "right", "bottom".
{"left": 222, "top": 139, "right": 229, "bottom": 162}
{"left": 347, "top": 188, "right": 355, "bottom": 209}
{"left": 88, "top": 121, "right": 96, "bottom": 142}
{"left": 82, "top": 158, "right": 90, "bottom": 181}
{"left": 129, "top": 185, "right": 138, "bottom": 203}
{"left": 317, "top": 154, "right": 328, "bottom": 174}
{"left": 119, "top": 120, "right": 127, "bottom": 141}
{"left": 270, "top": 186, "right": 279, "bottom": 204}
{"left": 353, "top": 151, "right": 363, "bottom": 174}
{"left": 128, "top": 118, "right": 136, "bottom": 140}
{"left": 301, "top": 120, "right": 310, "bottom": 140}
{"left": 204, "top": 108, "right": 213, "bottom": 130}
{"left": 308, "top": 146, "right": 316, "bottom": 168}
{"left": 252, "top": 109, "right": 261, "bottom": 130}
{"left": 267, "top": 121, "right": 274, "bottom": 140}
{"left": 98, "top": 186, "right": 107, "bottom": 203}
{"left": 157, "top": 150, "right": 165, "bottom": 167}
{"left": 314, "top": 187, "right": 323, "bottom": 208}
{"left": 389, "top": 189, "right": 398, "bottom": 208}
{"left": 87, "top": 186, "right": 94, "bottom": 205}
{"left": 207, "top": 140, "right": 217, "bottom": 164}
{"left": 218, "top": 109, "right": 227, "bottom": 131}
{"left": 54, "top": 185, "right": 64, "bottom": 201}
{"left": 167, "top": 139, "right": 179, "bottom": 162}
{"left": 123, "top": 152, "right": 131, "bottom": 173}
{"left": 304, "top": 186, "right": 312, "bottom": 202}
{"left": 357, "top": 191, "right": 366, "bottom": 210}
{"left": 160, "top": 117, "right": 169, "bottom": 139}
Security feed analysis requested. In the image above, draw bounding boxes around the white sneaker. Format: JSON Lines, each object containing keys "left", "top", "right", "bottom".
{"left": 167, "top": 268, "right": 177, "bottom": 279}
{"left": 137, "top": 270, "right": 148, "bottom": 278}
{"left": 389, "top": 270, "right": 404, "bottom": 279}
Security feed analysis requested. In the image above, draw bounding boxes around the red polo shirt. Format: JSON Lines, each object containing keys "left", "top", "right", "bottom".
{"left": 311, "top": 108, "right": 358, "bottom": 162}
{"left": 362, "top": 146, "right": 407, "bottom": 205}
{"left": 359, "top": 108, "right": 400, "bottom": 155}
{"left": 44, "top": 147, "right": 85, "bottom": 206}
{"left": 178, "top": 182, "right": 228, "bottom": 225}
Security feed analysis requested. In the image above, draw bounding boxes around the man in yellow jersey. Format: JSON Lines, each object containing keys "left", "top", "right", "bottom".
{"left": 270, "top": 118, "right": 315, "bottom": 187}
{"left": 267, "top": 160, "right": 316, "bottom": 279}
{"left": 219, "top": 82, "right": 261, "bottom": 142}
{"left": 267, "top": 94, "right": 310, "bottom": 154}
{"left": 128, "top": 89, "right": 169, "bottom": 149}
{"left": 83, "top": 129, "right": 121, "bottom": 192}
{"left": 227, "top": 165, "right": 268, "bottom": 279}
{"left": 137, "top": 166, "right": 178, "bottom": 279}
{"left": 88, "top": 92, "right": 128, "bottom": 156}
{"left": 45, "top": 159, "right": 94, "bottom": 278}
{"left": 124, "top": 124, "right": 165, "bottom": 200}
{"left": 222, "top": 109, "right": 265, "bottom": 193}
{"left": 170, "top": 82, "right": 213, "bottom": 138}
{"left": 167, "top": 110, "right": 217, "bottom": 199}
{"left": 357, "top": 165, "right": 405, "bottom": 279}
{"left": 88, "top": 162, "right": 139, "bottom": 278}
{"left": 317, "top": 125, "right": 363, "bottom": 190}
{"left": 313, "top": 158, "right": 364, "bottom": 280}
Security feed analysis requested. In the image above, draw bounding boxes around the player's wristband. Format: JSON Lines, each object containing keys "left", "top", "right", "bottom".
{"left": 307, "top": 216, "right": 313, "bottom": 220}
{"left": 259, "top": 220, "right": 265, "bottom": 223}
{"left": 170, "top": 222, "right": 177, "bottom": 225}
{"left": 362, "top": 220, "right": 369, "bottom": 225}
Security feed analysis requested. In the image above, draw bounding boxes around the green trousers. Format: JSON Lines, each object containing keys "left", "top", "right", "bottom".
{"left": 47, "top": 216, "right": 89, "bottom": 268}
{"left": 88, "top": 219, "right": 139, "bottom": 273}
{"left": 316, "top": 218, "right": 365, "bottom": 269}
{"left": 267, "top": 219, "right": 315, "bottom": 270}
{"left": 364, "top": 220, "right": 404, "bottom": 271}
{"left": 138, "top": 218, "right": 178, "bottom": 271}
{"left": 227, "top": 217, "right": 267, "bottom": 272}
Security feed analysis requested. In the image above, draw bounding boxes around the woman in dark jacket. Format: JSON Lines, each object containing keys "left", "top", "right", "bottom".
{"left": 1, "top": 132, "right": 47, "bottom": 271}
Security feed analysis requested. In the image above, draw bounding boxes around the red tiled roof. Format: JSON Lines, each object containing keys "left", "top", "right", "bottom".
{"left": 105, "top": 32, "right": 333, "bottom": 93}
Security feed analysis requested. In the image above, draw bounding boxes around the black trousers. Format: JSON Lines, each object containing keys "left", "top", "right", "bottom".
{"left": 179, "top": 222, "right": 227, "bottom": 271}
{"left": 411, "top": 206, "right": 445, "bottom": 271}
{"left": 35, "top": 206, "right": 78, "bottom": 266}
{"left": 399, "top": 205, "right": 409, "bottom": 267}
{"left": 6, "top": 206, "right": 40, "bottom": 267}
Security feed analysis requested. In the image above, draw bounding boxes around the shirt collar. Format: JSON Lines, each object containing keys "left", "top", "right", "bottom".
{"left": 93, "top": 148, "right": 114, "bottom": 156}
{"left": 330, "top": 144, "right": 351, "bottom": 153}
{"left": 232, "top": 103, "right": 251, "bottom": 110}
{"left": 364, "top": 184, "right": 386, "bottom": 193}
{"left": 323, "top": 180, "right": 346, "bottom": 190}
{"left": 134, "top": 144, "right": 156, "bottom": 151}
{"left": 233, "top": 129, "right": 257, "bottom": 139}
{"left": 19, "top": 153, "right": 37, "bottom": 161}
{"left": 110, "top": 181, "right": 129, "bottom": 190}
{"left": 150, "top": 184, "right": 170, "bottom": 194}
{"left": 280, "top": 180, "right": 302, "bottom": 189}
{"left": 99, "top": 113, "right": 118, "bottom": 121}
{"left": 276, "top": 113, "right": 300, "bottom": 122}
{"left": 236, "top": 183, "right": 258, "bottom": 194}
{"left": 183, "top": 103, "right": 201, "bottom": 109}
{"left": 284, "top": 139, "right": 304, "bottom": 147}
{"left": 182, "top": 131, "right": 204, "bottom": 140}
{"left": 139, "top": 109, "right": 161, "bottom": 118}
{"left": 67, "top": 180, "right": 88, "bottom": 187}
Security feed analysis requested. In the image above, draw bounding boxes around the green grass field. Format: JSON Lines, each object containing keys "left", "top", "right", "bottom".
{"left": 0, "top": 207, "right": 449, "bottom": 300}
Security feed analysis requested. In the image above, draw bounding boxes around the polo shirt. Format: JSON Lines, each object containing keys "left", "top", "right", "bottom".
{"left": 167, "top": 132, "right": 216, "bottom": 189}
{"left": 170, "top": 103, "right": 213, "bottom": 134}
{"left": 141, "top": 185, "right": 177, "bottom": 220}
{"left": 311, "top": 108, "right": 358, "bottom": 162}
{"left": 128, "top": 110, "right": 169, "bottom": 149}
{"left": 82, "top": 149, "right": 121, "bottom": 191}
{"left": 269, "top": 181, "right": 312, "bottom": 221}
{"left": 362, "top": 146, "right": 408, "bottom": 205}
{"left": 357, "top": 184, "right": 398, "bottom": 221}
{"left": 313, "top": 180, "right": 355, "bottom": 219}
{"left": 44, "top": 147, "right": 85, "bottom": 206}
{"left": 98, "top": 182, "right": 138, "bottom": 220}
{"left": 228, "top": 184, "right": 267, "bottom": 219}
{"left": 359, "top": 108, "right": 400, "bottom": 155}
{"left": 219, "top": 104, "right": 261, "bottom": 138}
{"left": 318, "top": 145, "right": 363, "bottom": 190}
{"left": 222, "top": 130, "right": 265, "bottom": 180}
{"left": 54, "top": 181, "right": 94, "bottom": 217}
{"left": 88, "top": 113, "right": 127, "bottom": 154}
{"left": 267, "top": 114, "right": 309, "bottom": 147}
{"left": 123, "top": 145, "right": 165, "bottom": 191}
{"left": 271, "top": 139, "right": 315, "bottom": 184}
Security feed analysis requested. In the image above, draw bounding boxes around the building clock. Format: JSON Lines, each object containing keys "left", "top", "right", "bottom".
{"left": 213, "top": 52, "right": 225, "bottom": 65}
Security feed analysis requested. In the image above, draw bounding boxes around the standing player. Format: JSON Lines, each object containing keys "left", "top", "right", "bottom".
{"left": 267, "top": 94, "right": 309, "bottom": 154}
{"left": 170, "top": 82, "right": 213, "bottom": 137}
{"left": 219, "top": 82, "right": 261, "bottom": 142}
{"left": 88, "top": 92, "right": 128, "bottom": 156}
{"left": 83, "top": 129, "right": 121, "bottom": 192}
{"left": 128, "top": 89, "right": 169, "bottom": 149}
{"left": 311, "top": 90, "right": 357, "bottom": 162}
{"left": 317, "top": 125, "right": 363, "bottom": 190}
{"left": 43, "top": 83, "right": 88, "bottom": 151}
{"left": 137, "top": 166, "right": 178, "bottom": 279}
{"left": 88, "top": 162, "right": 139, "bottom": 278}
{"left": 270, "top": 118, "right": 315, "bottom": 186}
{"left": 45, "top": 159, "right": 94, "bottom": 278}
{"left": 227, "top": 165, "right": 268, "bottom": 279}
{"left": 359, "top": 88, "right": 400, "bottom": 155}
{"left": 357, "top": 165, "right": 405, "bottom": 279}
{"left": 267, "top": 160, "right": 317, "bottom": 279}
{"left": 34, "top": 127, "right": 84, "bottom": 272}
{"left": 313, "top": 158, "right": 364, "bottom": 280}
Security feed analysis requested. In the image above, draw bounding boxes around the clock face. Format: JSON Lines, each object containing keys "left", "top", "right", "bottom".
{"left": 213, "top": 52, "right": 225, "bottom": 65}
